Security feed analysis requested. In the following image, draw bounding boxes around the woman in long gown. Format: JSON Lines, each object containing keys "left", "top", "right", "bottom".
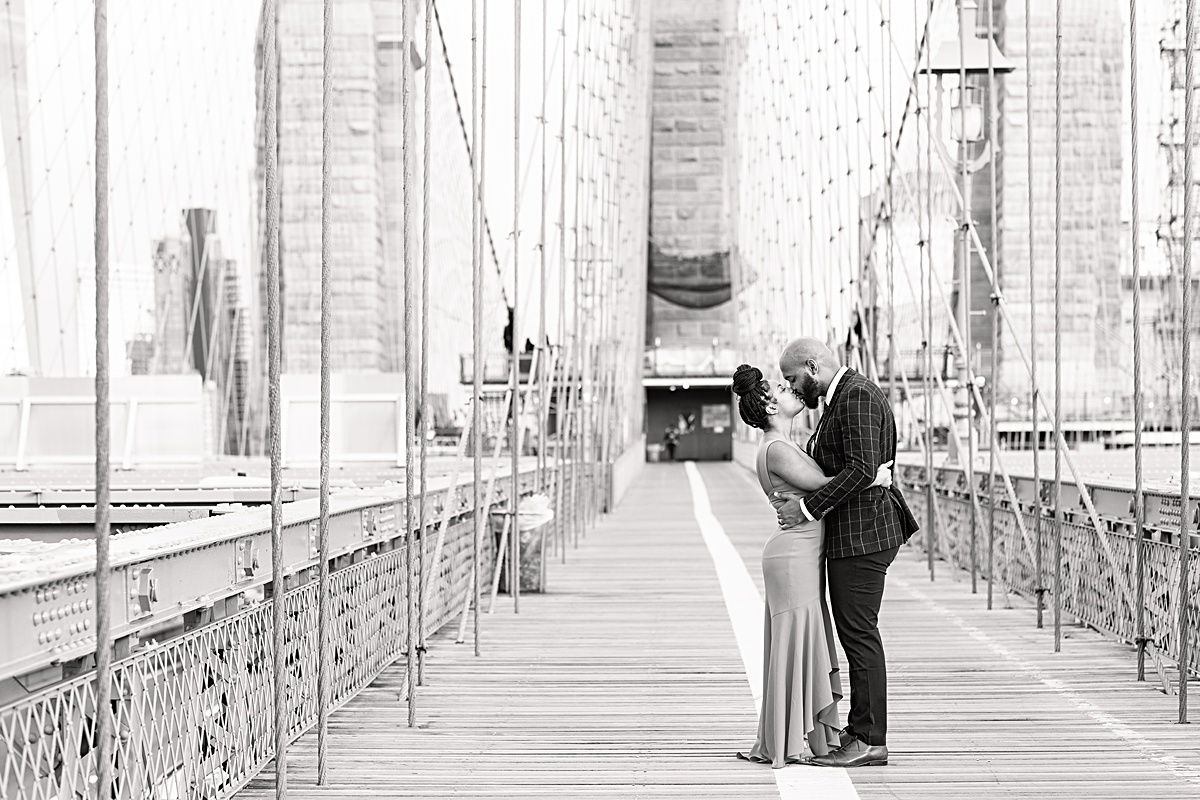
{"left": 730, "top": 364, "right": 891, "bottom": 768}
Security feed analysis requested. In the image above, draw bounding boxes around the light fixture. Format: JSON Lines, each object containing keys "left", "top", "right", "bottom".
{"left": 950, "top": 86, "right": 985, "bottom": 144}
{"left": 920, "top": 0, "right": 1014, "bottom": 169}
{"left": 921, "top": 0, "right": 1015, "bottom": 77}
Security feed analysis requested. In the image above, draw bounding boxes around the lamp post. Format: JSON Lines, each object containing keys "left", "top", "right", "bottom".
{"left": 921, "top": 0, "right": 1014, "bottom": 464}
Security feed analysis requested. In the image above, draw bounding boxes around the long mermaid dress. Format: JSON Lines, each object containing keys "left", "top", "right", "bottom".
{"left": 738, "top": 436, "right": 843, "bottom": 767}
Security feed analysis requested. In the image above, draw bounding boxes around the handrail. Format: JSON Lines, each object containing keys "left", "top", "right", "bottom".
{"left": 0, "top": 459, "right": 564, "bottom": 800}
{"left": 900, "top": 461, "right": 1200, "bottom": 685}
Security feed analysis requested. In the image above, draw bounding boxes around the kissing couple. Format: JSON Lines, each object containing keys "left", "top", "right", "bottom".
{"left": 732, "top": 337, "right": 918, "bottom": 768}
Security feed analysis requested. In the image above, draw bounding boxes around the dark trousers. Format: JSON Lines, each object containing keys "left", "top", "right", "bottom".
{"left": 827, "top": 545, "right": 899, "bottom": 747}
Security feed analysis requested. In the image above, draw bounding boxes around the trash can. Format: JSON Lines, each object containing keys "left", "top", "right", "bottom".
{"left": 493, "top": 493, "right": 555, "bottom": 594}
{"left": 646, "top": 443, "right": 663, "bottom": 462}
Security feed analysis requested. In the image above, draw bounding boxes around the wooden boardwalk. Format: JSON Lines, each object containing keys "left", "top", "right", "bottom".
{"left": 241, "top": 462, "right": 1200, "bottom": 799}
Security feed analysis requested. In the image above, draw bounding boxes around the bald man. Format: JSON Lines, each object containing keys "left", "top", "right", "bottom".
{"left": 772, "top": 337, "right": 918, "bottom": 768}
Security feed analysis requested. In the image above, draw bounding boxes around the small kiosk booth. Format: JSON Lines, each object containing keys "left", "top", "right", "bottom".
{"left": 644, "top": 377, "right": 733, "bottom": 461}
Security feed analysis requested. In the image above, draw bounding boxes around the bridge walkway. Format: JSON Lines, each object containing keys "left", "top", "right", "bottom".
{"left": 239, "top": 462, "right": 1200, "bottom": 800}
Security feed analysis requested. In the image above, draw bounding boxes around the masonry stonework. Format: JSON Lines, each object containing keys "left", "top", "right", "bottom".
{"left": 647, "top": 0, "right": 737, "bottom": 359}
{"left": 269, "top": 0, "right": 390, "bottom": 373}
{"left": 257, "top": 0, "right": 506, "bottom": 403}
{"left": 997, "top": 0, "right": 1126, "bottom": 412}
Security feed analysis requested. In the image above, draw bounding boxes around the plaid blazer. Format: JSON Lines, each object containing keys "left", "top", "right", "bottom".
{"left": 805, "top": 369, "right": 919, "bottom": 559}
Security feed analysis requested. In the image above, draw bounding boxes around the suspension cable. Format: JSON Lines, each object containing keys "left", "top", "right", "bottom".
{"left": 571, "top": 0, "right": 584, "bottom": 549}
{"left": 1052, "top": 0, "right": 1064, "bottom": 652}
{"left": 1130, "top": 0, "right": 1148, "bottom": 682}
{"left": 921, "top": 0, "right": 936, "bottom": 580}
{"left": 430, "top": 0, "right": 506, "bottom": 289}
{"left": 418, "top": 0, "right": 434, "bottom": 687}
{"left": 846, "top": 3, "right": 1064, "bottom": 600}
{"left": 951, "top": 0, "right": 978, "bottom": 594}
{"left": 538, "top": 0, "right": 549, "bottom": 497}
{"left": 316, "top": 0, "right": 334, "bottom": 783}
{"left": 262, "top": 0, "right": 287, "bottom": 791}
{"left": 470, "top": 0, "right": 483, "bottom": 658}
{"left": 556, "top": 0, "right": 568, "bottom": 564}
{"left": 884, "top": 8, "right": 897, "bottom": 417}
{"left": 511, "top": 0, "right": 522, "bottom": 612}
{"left": 401, "top": 0, "right": 418, "bottom": 726}
{"left": 1025, "top": 0, "right": 1044, "bottom": 630}
{"left": 853, "top": 13, "right": 1123, "bottom": 575}
{"left": 93, "top": 0, "right": 114, "bottom": 796}
{"left": 985, "top": 0, "right": 999, "bottom": 610}
{"left": 1179, "top": 0, "right": 1197, "bottom": 723}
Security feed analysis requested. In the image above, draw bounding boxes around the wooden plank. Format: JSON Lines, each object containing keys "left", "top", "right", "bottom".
{"left": 238, "top": 462, "right": 1200, "bottom": 800}
{"left": 238, "top": 465, "right": 778, "bottom": 799}
{"left": 699, "top": 461, "right": 1200, "bottom": 800}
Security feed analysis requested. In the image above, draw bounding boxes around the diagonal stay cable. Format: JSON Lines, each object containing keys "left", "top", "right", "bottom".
{"left": 843, "top": 5, "right": 1123, "bottom": 577}
{"left": 431, "top": 0, "right": 506, "bottom": 299}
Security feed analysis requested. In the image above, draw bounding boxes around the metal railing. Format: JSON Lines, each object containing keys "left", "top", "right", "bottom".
{"left": 0, "top": 461, "right": 585, "bottom": 800}
{"left": 900, "top": 462, "right": 1200, "bottom": 682}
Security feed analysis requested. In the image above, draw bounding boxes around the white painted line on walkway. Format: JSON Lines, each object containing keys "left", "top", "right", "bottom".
{"left": 892, "top": 574, "right": 1200, "bottom": 786}
{"left": 684, "top": 461, "right": 860, "bottom": 800}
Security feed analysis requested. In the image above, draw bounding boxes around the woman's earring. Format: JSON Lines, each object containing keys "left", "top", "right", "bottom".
{"left": 766, "top": 403, "right": 778, "bottom": 415}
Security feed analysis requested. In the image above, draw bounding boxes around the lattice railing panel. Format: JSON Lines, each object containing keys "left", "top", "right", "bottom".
{"left": 902, "top": 474, "right": 1200, "bottom": 677}
{"left": 0, "top": 463, "right": 576, "bottom": 800}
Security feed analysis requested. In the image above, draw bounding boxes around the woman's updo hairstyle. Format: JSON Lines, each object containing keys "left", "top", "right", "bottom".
{"left": 732, "top": 364, "right": 772, "bottom": 431}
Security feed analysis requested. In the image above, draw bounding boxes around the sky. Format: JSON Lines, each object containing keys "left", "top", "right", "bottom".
{"left": 0, "top": 0, "right": 1174, "bottom": 378}
{"left": 1, "top": 0, "right": 260, "bottom": 377}
{"left": 0, "top": 0, "right": 562, "bottom": 377}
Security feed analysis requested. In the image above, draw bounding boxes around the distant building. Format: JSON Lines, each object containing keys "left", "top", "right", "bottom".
{"left": 151, "top": 236, "right": 190, "bottom": 376}
{"left": 127, "top": 336, "right": 154, "bottom": 376}
{"left": 252, "top": 0, "right": 507, "bottom": 429}
{"left": 150, "top": 209, "right": 251, "bottom": 454}
{"left": 644, "top": 0, "right": 738, "bottom": 462}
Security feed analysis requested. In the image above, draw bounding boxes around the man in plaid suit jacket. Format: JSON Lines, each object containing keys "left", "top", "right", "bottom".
{"left": 772, "top": 337, "right": 918, "bottom": 768}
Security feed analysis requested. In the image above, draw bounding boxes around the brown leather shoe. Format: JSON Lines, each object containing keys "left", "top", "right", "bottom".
{"left": 810, "top": 738, "right": 889, "bottom": 768}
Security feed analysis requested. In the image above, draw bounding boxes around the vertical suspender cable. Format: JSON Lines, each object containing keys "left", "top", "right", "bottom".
{"left": 596, "top": 14, "right": 613, "bottom": 515}
{"left": 418, "top": 0, "right": 434, "bottom": 686}
{"left": 316, "top": 0, "right": 333, "bottom": 783}
{"left": 477, "top": 0, "right": 490, "bottom": 652}
{"left": 92, "top": 1, "right": 113, "bottom": 797}
{"left": 571, "top": 0, "right": 584, "bottom": 550}
{"left": 471, "top": 0, "right": 483, "bottom": 657}
{"left": 920, "top": 0, "right": 936, "bottom": 581}
{"left": 1052, "top": 0, "right": 1064, "bottom": 652}
{"left": 1026, "top": 0, "right": 1044, "bottom": 631}
{"left": 511, "top": 0, "right": 523, "bottom": 612}
{"left": 538, "top": 0, "right": 549, "bottom": 495}
{"left": 885, "top": 11, "right": 896, "bottom": 417}
{"left": 557, "top": 0, "right": 568, "bottom": 564}
{"left": 263, "top": 0, "right": 287, "bottom": 792}
{"left": 576, "top": 4, "right": 592, "bottom": 533}
{"left": 1178, "top": 0, "right": 1196, "bottom": 723}
{"left": 956, "top": 0, "right": 978, "bottom": 594}
{"left": 868, "top": 6, "right": 880, "bottom": 385}
{"left": 400, "top": 0, "right": 418, "bottom": 726}
{"left": 985, "top": 0, "right": 999, "bottom": 609}
{"left": 1129, "top": 0, "right": 1148, "bottom": 682}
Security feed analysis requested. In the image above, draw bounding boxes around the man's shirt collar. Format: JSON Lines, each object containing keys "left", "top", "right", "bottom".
{"left": 825, "top": 365, "right": 850, "bottom": 406}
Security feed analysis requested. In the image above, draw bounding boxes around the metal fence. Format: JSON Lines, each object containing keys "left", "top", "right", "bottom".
{"left": 901, "top": 464, "right": 1200, "bottom": 680}
{"left": 0, "top": 462, "right": 586, "bottom": 800}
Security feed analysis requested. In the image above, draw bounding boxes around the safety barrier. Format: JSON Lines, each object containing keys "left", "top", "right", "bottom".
{"left": 0, "top": 376, "right": 206, "bottom": 470}
{"left": 0, "top": 460, "right": 582, "bottom": 800}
